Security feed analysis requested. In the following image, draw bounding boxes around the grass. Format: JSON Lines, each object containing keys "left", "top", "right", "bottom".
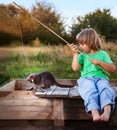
{"left": 0, "top": 43, "right": 117, "bottom": 87}
{"left": 0, "top": 45, "right": 78, "bottom": 86}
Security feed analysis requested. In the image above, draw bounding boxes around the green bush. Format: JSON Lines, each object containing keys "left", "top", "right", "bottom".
{"left": 0, "top": 73, "right": 10, "bottom": 86}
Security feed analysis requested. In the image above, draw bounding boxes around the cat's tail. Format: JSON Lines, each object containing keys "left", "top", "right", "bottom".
{"left": 55, "top": 82, "right": 74, "bottom": 88}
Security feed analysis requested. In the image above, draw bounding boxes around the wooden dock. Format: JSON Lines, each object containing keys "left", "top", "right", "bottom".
{"left": 0, "top": 79, "right": 117, "bottom": 130}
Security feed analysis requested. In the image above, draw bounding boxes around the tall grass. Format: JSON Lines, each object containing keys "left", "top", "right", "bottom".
{"left": 0, "top": 43, "right": 117, "bottom": 87}
{"left": 0, "top": 45, "right": 78, "bottom": 86}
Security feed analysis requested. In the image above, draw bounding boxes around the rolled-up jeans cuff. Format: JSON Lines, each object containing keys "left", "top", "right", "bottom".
{"left": 101, "top": 99, "right": 115, "bottom": 113}
{"left": 86, "top": 102, "right": 100, "bottom": 114}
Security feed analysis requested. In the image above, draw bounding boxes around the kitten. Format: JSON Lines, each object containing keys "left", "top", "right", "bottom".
{"left": 27, "top": 71, "right": 74, "bottom": 92}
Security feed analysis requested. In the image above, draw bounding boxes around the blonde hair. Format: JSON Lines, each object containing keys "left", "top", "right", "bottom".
{"left": 76, "top": 28, "right": 101, "bottom": 50}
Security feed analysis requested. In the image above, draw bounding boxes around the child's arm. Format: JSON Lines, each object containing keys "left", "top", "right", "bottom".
{"left": 69, "top": 44, "right": 81, "bottom": 72}
{"left": 91, "top": 59, "right": 116, "bottom": 73}
{"left": 72, "top": 53, "right": 81, "bottom": 71}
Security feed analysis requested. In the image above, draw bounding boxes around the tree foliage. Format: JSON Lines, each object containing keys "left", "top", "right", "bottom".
{"left": 0, "top": 4, "right": 19, "bottom": 45}
{"left": 70, "top": 9, "right": 117, "bottom": 43}
{"left": 0, "top": 2, "right": 65, "bottom": 45}
{"left": 31, "top": 2, "right": 65, "bottom": 45}
{"left": 1, "top": 3, "right": 117, "bottom": 46}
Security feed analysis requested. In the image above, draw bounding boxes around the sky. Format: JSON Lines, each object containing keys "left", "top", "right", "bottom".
{"left": 1, "top": 0, "right": 117, "bottom": 31}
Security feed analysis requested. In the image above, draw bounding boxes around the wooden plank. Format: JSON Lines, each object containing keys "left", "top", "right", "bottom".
{"left": 0, "top": 120, "right": 54, "bottom": 127}
{"left": 35, "top": 90, "right": 48, "bottom": 97}
{"left": 50, "top": 87, "right": 70, "bottom": 98}
{"left": 0, "top": 79, "right": 117, "bottom": 122}
{"left": 0, "top": 99, "right": 52, "bottom": 106}
{"left": 35, "top": 85, "right": 57, "bottom": 97}
{"left": 0, "top": 91, "right": 54, "bottom": 120}
{"left": 46, "top": 85, "right": 57, "bottom": 96}
{"left": 32, "top": 86, "right": 117, "bottom": 98}
{"left": 0, "top": 91, "right": 38, "bottom": 99}
{"left": 110, "top": 101, "right": 117, "bottom": 125}
{"left": 0, "top": 80, "right": 16, "bottom": 91}
{"left": 68, "top": 86, "right": 80, "bottom": 98}
{"left": 0, "top": 106, "right": 52, "bottom": 119}
{"left": 64, "top": 99, "right": 91, "bottom": 120}
{"left": 0, "top": 105, "right": 52, "bottom": 112}
{"left": 35, "top": 86, "right": 70, "bottom": 98}
{"left": 52, "top": 99, "right": 64, "bottom": 126}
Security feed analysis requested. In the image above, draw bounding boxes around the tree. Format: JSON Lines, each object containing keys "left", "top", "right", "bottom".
{"left": 0, "top": 4, "right": 19, "bottom": 45}
{"left": 31, "top": 1, "right": 65, "bottom": 45}
{"left": 70, "top": 9, "right": 117, "bottom": 42}
{"left": 0, "top": 2, "right": 66, "bottom": 45}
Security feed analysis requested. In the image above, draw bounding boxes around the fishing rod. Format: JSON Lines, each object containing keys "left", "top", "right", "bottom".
{"left": 13, "top": 2, "right": 83, "bottom": 54}
{"left": 13, "top": 2, "right": 110, "bottom": 76}
{"left": 13, "top": 2, "right": 80, "bottom": 51}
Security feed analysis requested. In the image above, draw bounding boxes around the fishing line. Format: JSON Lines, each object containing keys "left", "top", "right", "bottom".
{"left": 13, "top": 2, "right": 110, "bottom": 76}
{"left": 17, "top": 15, "right": 31, "bottom": 74}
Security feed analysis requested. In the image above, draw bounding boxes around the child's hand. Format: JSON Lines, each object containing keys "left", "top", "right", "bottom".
{"left": 91, "top": 59, "right": 100, "bottom": 65}
{"left": 68, "top": 43, "right": 78, "bottom": 54}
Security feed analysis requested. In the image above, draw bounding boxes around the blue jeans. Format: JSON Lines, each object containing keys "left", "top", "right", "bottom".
{"left": 77, "top": 77, "right": 116, "bottom": 114}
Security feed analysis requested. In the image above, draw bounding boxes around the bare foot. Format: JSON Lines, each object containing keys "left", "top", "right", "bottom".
{"left": 91, "top": 110, "right": 100, "bottom": 122}
{"left": 100, "top": 105, "right": 111, "bottom": 122}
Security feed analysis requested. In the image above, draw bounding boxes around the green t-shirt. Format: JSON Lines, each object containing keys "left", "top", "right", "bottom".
{"left": 78, "top": 50, "right": 113, "bottom": 79}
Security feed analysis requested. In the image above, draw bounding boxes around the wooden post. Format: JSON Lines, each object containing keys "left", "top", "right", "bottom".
{"left": 53, "top": 99, "right": 64, "bottom": 126}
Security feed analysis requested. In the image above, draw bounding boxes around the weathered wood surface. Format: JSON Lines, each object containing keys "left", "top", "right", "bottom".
{"left": 0, "top": 79, "right": 117, "bottom": 127}
{"left": 35, "top": 85, "right": 117, "bottom": 98}
{"left": 1, "top": 79, "right": 116, "bottom": 98}
{"left": 0, "top": 80, "right": 16, "bottom": 91}
{"left": 0, "top": 91, "right": 53, "bottom": 119}
{"left": 35, "top": 79, "right": 117, "bottom": 98}
{"left": 35, "top": 86, "right": 80, "bottom": 98}
{"left": 0, "top": 90, "right": 89, "bottom": 120}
